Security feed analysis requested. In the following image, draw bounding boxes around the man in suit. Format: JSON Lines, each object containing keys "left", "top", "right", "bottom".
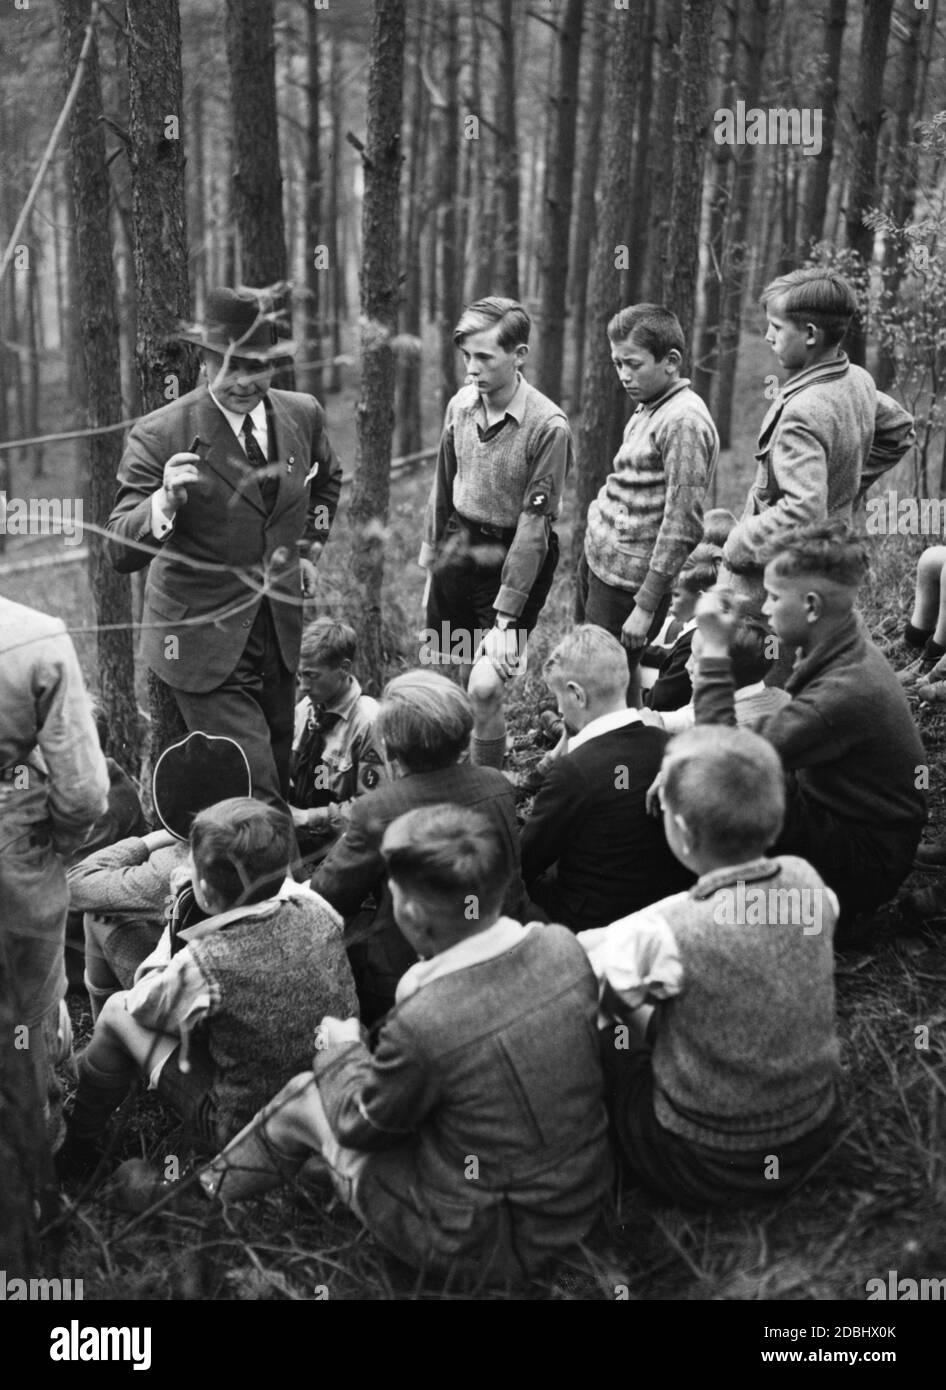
{"left": 521, "top": 625, "right": 692, "bottom": 933}
{"left": 311, "top": 670, "right": 534, "bottom": 1024}
{"left": 106, "top": 288, "right": 344, "bottom": 806}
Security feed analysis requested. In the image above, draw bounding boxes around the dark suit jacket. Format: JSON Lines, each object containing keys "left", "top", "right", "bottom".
{"left": 311, "top": 763, "right": 532, "bottom": 1021}
{"left": 647, "top": 628, "right": 695, "bottom": 712}
{"left": 105, "top": 386, "right": 343, "bottom": 692}
{"left": 521, "top": 721, "right": 694, "bottom": 933}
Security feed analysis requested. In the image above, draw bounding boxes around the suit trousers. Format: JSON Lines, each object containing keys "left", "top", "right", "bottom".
{"left": 168, "top": 599, "right": 294, "bottom": 808}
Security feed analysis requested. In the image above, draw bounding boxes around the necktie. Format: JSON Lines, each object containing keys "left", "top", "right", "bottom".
{"left": 241, "top": 413, "right": 278, "bottom": 513}
{"left": 290, "top": 707, "right": 340, "bottom": 807}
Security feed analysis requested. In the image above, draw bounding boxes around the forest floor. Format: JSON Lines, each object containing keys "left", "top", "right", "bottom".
{"left": 6, "top": 350, "right": 946, "bottom": 1301}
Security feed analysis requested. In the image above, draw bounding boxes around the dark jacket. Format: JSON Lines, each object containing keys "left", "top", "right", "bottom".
{"left": 105, "top": 386, "right": 343, "bottom": 692}
{"left": 521, "top": 719, "right": 693, "bottom": 932}
{"left": 646, "top": 627, "right": 695, "bottom": 712}
{"left": 311, "top": 763, "right": 532, "bottom": 1020}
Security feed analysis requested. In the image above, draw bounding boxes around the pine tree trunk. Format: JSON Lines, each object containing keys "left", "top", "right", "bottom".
{"left": 642, "top": 0, "right": 682, "bottom": 300}
{"left": 225, "top": 0, "right": 293, "bottom": 372}
{"left": 534, "top": 0, "right": 585, "bottom": 404}
{"left": 348, "top": 0, "right": 406, "bottom": 694}
{"left": 59, "top": 0, "right": 140, "bottom": 776}
{"left": 845, "top": 0, "right": 896, "bottom": 366}
{"left": 799, "top": 0, "right": 847, "bottom": 250}
{"left": 661, "top": 0, "right": 716, "bottom": 358}
{"left": 624, "top": 0, "right": 657, "bottom": 305}
{"left": 326, "top": 35, "right": 344, "bottom": 393}
{"left": 126, "top": 0, "right": 197, "bottom": 769}
{"left": 304, "top": 2, "right": 323, "bottom": 399}
{"left": 568, "top": 5, "right": 610, "bottom": 411}
{"left": 396, "top": 0, "right": 429, "bottom": 458}
{"left": 495, "top": 0, "right": 520, "bottom": 297}
{"left": 0, "top": 952, "right": 44, "bottom": 1277}
{"left": 572, "top": 0, "right": 646, "bottom": 573}
{"left": 437, "top": 3, "right": 460, "bottom": 415}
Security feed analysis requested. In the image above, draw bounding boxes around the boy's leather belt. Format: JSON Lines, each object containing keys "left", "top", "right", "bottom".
{"left": 454, "top": 512, "right": 517, "bottom": 545}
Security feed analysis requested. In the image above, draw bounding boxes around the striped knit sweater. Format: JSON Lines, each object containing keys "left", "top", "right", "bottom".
{"left": 584, "top": 378, "right": 719, "bottom": 607}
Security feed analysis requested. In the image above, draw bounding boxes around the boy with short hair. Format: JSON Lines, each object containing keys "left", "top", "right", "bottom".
{"left": 721, "top": 268, "right": 914, "bottom": 607}
{"left": 200, "top": 804, "right": 610, "bottom": 1285}
{"left": 61, "top": 798, "right": 357, "bottom": 1173}
{"left": 290, "top": 617, "right": 388, "bottom": 865}
{"left": 420, "top": 296, "right": 574, "bottom": 769}
{"left": 580, "top": 304, "right": 719, "bottom": 693}
{"left": 581, "top": 725, "right": 841, "bottom": 1207}
{"left": 694, "top": 523, "right": 927, "bottom": 940}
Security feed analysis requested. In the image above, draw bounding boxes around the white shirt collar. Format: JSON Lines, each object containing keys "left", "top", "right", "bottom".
{"left": 734, "top": 681, "right": 766, "bottom": 702}
{"left": 210, "top": 390, "right": 268, "bottom": 444}
{"left": 567, "top": 706, "right": 642, "bottom": 754}
{"left": 179, "top": 875, "right": 340, "bottom": 942}
{"left": 395, "top": 916, "right": 532, "bottom": 1004}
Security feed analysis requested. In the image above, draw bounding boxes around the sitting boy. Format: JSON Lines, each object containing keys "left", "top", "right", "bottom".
{"left": 521, "top": 626, "right": 692, "bottom": 933}
{"left": 61, "top": 798, "right": 357, "bottom": 1174}
{"left": 311, "top": 669, "right": 533, "bottom": 1024}
{"left": 581, "top": 725, "right": 840, "bottom": 1207}
{"left": 693, "top": 523, "right": 927, "bottom": 940}
{"left": 200, "top": 804, "right": 610, "bottom": 1286}
{"left": 642, "top": 609, "right": 790, "bottom": 735}
{"left": 645, "top": 545, "right": 720, "bottom": 712}
{"left": 290, "top": 617, "right": 389, "bottom": 868}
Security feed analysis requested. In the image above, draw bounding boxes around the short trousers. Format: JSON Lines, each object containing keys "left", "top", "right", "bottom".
{"left": 155, "top": 1042, "right": 218, "bottom": 1148}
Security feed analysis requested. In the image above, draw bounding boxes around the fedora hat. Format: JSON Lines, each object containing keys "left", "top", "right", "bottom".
{"left": 152, "top": 731, "right": 253, "bottom": 840}
{"left": 178, "top": 287, "right": 296, "bottom": 361}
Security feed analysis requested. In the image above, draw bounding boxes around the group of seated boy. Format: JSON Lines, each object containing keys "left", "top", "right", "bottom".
{"left": 58, "top": 516, "right": 930, "bottom": 1287}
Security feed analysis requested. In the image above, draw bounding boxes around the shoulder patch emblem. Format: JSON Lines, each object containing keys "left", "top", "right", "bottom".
{"left": 527, "top": 489, "right": 549, "bottom": 513}
{"left": 361, "top": 766, "right": 381, "bottom": 789}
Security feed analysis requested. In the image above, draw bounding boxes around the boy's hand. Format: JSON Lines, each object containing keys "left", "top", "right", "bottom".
{"left": 481, "top": 624, "right": 521, "bottom": 678}
{"left": 621, "top": 605, "right": 653, "bottom": 650}
{"left": 314, "top": 1016, "right": 361, "bottom": 1052}
{"left": 694, "top": 589, "right": 736, "bottom": 656}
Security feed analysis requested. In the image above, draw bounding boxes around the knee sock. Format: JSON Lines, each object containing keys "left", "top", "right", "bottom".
{"left": 471, "top": 735, "right": 507, "bottom": 769}
{"left": 83, "top": 976, "right": 115, "bottom": 1025}
{"left": 70, "top": 1051, "right": 137, "bottom": 1143}
{"left": 905, "top": 621, "right": 934, "bottom": 648}
{"left": 922, "top": 637, "right": 946, "bottom": 663}
{"left": 201, "top": 1117, "right": 306, "bottom": 1203}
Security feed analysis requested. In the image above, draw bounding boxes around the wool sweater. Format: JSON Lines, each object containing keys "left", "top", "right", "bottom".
{"left": 583, "top": 379, "right": 719, "bottom": 607}
{"left": 723, "top": 355, "right": 915, "bottom": 574}
{"left": 581, "top": 856, "right": 840, "bottom": 1151}
{"left": 693, "top": 612, "right": 927, "bottom": 835}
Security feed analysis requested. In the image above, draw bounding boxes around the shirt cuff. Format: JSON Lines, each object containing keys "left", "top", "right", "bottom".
{"left": 635, "top": 570, "right": 671, "bottom": 612}
{"left": 494, "top": 583, "right": 527, "bottom": 618}
{"left": 150, "top": 491, "right": 175, "bottom": 540}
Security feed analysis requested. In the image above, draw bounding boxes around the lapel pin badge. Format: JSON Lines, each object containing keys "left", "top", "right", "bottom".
{"left": 287, "top": 455, "right": 295, "bottom": 474}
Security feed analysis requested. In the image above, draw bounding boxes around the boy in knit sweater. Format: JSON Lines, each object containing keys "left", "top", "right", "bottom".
{"left": 199, "top": 804, "right": 610, "bottom": 1285}
{"left": 581, "top": 304, "right": 719, "bottom": 700}
{"left": 581, "top": 725, "right": 840, "bottom": 1207}
{"left": 420, "top": 297, "right": 575, "bottom": 768}
{"left": 61, "top": 798, "right": 357, "bottom": 1176}
{"left": 694, "top": 523, "right": 927, "bottom": 942}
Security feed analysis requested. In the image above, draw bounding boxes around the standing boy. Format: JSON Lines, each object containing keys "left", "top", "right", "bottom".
{"left": 419, "top": 297, "right": 574, "bottom": 768}
{"left": 721, "top": 268, "right": 914, "bottom": 610}
{"left": 581, "top": 304, "right": 719, "bottom": 698}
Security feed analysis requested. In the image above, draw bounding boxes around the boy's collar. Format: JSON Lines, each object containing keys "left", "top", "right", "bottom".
{"left": 637, "top": 376, "right": 692, "bottom": 412}
{"left": 780, "top": 351, "right": 849, "bottom": 397}
{"left": 178, "top": 877, "right": 323, "bottom": 943}
{"left": 690, "top": 857, "right": 781, "bottom": 899}
{"left": 395, "top": 916, "right": 533, "bottom": 1004}
{"left": 786, "top": 610, "right": 862, "bottom": 691}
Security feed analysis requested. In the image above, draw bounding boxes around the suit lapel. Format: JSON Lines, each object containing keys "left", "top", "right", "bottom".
{"left": 196, "top": 391, "right": 267, "bottom": 518}
{"left": 267, "top": 391, "right": 308, "bottom": 519}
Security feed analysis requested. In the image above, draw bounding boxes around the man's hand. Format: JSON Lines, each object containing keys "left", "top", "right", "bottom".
{"left": 299, "top": 557, "right": 318, "bottom": 598}
{"left": 314, "top": 1016, "right": 361, "bottom": 1052}
{"left": 694, "top": 589, "right": 737, "bottom": 657}
{"left": 480, "top": 623, "right": 521, "bottom": 679}
{"left": 159, "top": 452, "right": 202, "bottom": 518}
{"left": 621, "top": 604, "right": 654, "bottom": 650}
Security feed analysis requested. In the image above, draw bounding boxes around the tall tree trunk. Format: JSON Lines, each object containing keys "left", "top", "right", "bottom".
{"left": 326, "top": 35, "right": 344, "bottom": 393}
{"left": 876, "top": 3, "right": 924, "bottom": 392}
{"left": 693, "top": 0, "right": 737, "bottom": 407}
{"left": 437, "top": 2, "right": 460, "bottom": 415}
{"left": 0, "top": 954, "right": 44, "bottom": 1278}
{"left": 714, "top": 0, "right": 769, "bottom": 451}
{"left": 126, "top": 0, "right": 197, "bottom": 768}
{"left": 573, "top": 0, "right": 646, "bottom": 572}
{"left": 225, "top": 0, "right": 292, "bottom": 374}
{"left": 568, "top": 4, "right": 610, "bottom": 410}
{"left": 495, "top": 0, "right": 520, "bottom": 296}
{"left": 624, "top": 0, "right": 657, "bottom": 304}
{"left": 845, "top": 0, "right": 896, "bottom": 366}
{"left": 348, "top": 0, "right": 405, "bottom": 693}
{"left": 59, "top": 0, "right": 139, "bottom": 774}
{"left": 304, "top": 0, "right": 323, "bottom": 399}
{"left": 396, "top": 0, "right": 429, "bottom": 458}
{"left": 642, "top": 0, "right": 682, "bottom": 300}
{"left": 533, "top": 0, "right": 585, "bottom": 404}
{"left": 800, "top": 0, "right": 847, "bottom": 249}
{"left": 661, "top": 0, "right": 716, "bottom": 358}
{"left": 26, "top": 212, "right": 43, "bottom": 479}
